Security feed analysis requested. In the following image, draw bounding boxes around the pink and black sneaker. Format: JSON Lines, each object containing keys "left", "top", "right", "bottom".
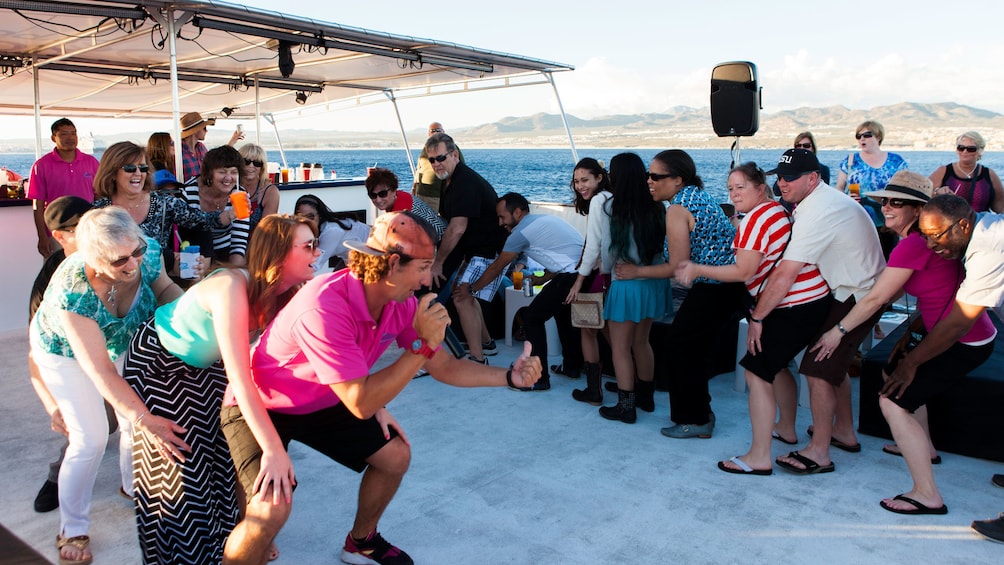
{"left": 341, "top": 531, "right": 413, "bottom": 565}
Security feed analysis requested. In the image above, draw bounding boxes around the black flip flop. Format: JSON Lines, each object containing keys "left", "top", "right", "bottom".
{"left": 881, "top": 445, "right": 941, "bottom": 465}
{"left": 776, "top": 451, "right": 835, "bottom": 475}
{"left": 772, "top": 431, "right": 797, "bottom": 445}
{"left": 806, "top": 426, "right": 861, "bottom": 453}
{"left": 880, "top": 494, "right": 948, "bottom": 515}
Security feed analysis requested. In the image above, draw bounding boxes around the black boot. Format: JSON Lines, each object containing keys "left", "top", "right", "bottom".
{"left": 635, "top": 379, "right": 655, "bottom": 413}
{"left": 599, "top": 389, "right": 636, "bottom": 423}
{"left": 572, "top": 362, "right": 603, "bottom": 405}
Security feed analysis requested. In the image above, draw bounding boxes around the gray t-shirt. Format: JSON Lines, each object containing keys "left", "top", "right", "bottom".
{"left": 502, "top": 214, "right": 584, "bottom": 274}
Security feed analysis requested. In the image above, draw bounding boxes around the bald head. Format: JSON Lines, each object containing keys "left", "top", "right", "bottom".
{"left": 428, "top": 122, "right": 444, "bottom": 137}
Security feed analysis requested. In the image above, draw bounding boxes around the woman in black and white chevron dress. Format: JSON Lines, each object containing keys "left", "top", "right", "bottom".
{"left": 123, "top": 214, "right": 318, "bottom": 564}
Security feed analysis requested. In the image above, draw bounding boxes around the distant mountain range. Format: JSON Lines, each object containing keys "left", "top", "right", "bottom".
{"left": 2, "top": 102, "right": 1001, "bottom": 152}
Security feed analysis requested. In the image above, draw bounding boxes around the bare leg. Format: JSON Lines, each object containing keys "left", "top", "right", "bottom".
{"left": 453, "top": 284, "right": 485, "bottom": 360}
{"left": 772, "top": 367, "right": 798, "bottom": 443}
{"left": 722, "top": 370, "right": 775, "bottom": 472}
{"left": 350, "top": 437, "right": 411, "bottom": 539}
{"left": 631, "top": 319, "right": 654, "bottom": 384}
{"left": 581, "top": 328, "right": 600, "bottom": 364}
{"left": 884, "top": 405, "right": 938, "bottom": 458}
{"left": 830, "top": 375, "right": 858, "bottom": 446}
{"left": 607, "top": 320, "right": 636, "bottom": 391}
{"left": 879, "top": 397, "right": 943, "bottom": 510}
{"left": 223, "top": 484, "right": 291, "bottom": 565}
{"left": 778, "top": 375, "right": 834, "bottom": 469}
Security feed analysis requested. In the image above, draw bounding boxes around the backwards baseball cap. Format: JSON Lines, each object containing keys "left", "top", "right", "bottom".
{"left": 343, "top": 211, "right": 437, "bottom": 259}
{"left": 153, "top": 168, "right": 186, "bottom": 191}
{"left": 44, "top": 195, "right": 91, "bottom": 231}
{"left": 180, "top": 112, "right": 215, "bottom": 138}
{"left": 865, "top": 170, "right": 933, "bottom": 203}
{"left": 765, "top": 148, "right": 820, "bottom": 177}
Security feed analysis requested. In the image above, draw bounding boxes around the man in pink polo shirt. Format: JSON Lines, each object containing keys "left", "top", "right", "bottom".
{"left": 220, "top": 211, "right": 541, "bottom": 565}
{"left": 27, "top": 118, "right": 100, "bottom": 257}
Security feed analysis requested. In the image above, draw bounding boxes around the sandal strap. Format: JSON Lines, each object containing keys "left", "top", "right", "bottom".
{"left": 57, "top": 534, "right": 90, "bottom": 551}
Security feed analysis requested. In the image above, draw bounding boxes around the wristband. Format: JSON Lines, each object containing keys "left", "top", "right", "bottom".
{"left": 837, "top": 322, "right": 849, "bottom": 335}
{"left": 505, "top": 368, "right": 515, "bottom": 388}
{"left": 748, "top": 314, "right": 763, "bottom": 324}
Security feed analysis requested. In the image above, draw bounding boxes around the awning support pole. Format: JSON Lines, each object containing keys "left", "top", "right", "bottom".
{"left": 166, "top": 8, "right": 183, "bottom": 181}
{"left": 545, "top": 71, "right": 578, "bottom": 165}
{"left": 263, "top": 113, "right": 288, "bottom": 169}
{"left": 32, "top": 57, "right": 41, "bottom": 158}
{"left": 384, "top": 91, "right": 415, "bottom": 178}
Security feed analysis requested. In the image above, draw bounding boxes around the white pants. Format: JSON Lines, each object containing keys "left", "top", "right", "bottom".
{"left": 31, "top": 347, "right": 132, "bottom": 538}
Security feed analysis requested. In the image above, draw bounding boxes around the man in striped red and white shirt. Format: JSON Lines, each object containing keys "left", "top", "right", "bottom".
{"left": 752, "top": 149, "right": 885, "bottom": 476}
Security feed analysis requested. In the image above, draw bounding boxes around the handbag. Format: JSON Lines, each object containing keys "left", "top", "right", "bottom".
{"left": 571, "top": 292, "right": 604, "bottom": 329}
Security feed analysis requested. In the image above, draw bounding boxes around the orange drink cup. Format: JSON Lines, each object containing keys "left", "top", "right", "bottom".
{"left": 512, "top": 270, "right": 523, "bottom": 288}
{"left": 230, "top": 190, "right": 251, "bottom": 220}
{"left": 281, "top": 167, "right": 290, "bottom": 183}
{"left": 848, "top": 183, "right": 860, "bottom": 198}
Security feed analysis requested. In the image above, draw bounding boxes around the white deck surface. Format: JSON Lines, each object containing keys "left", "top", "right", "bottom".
{"left": 1, "top": 327, "right": 1001, "bottom": 564}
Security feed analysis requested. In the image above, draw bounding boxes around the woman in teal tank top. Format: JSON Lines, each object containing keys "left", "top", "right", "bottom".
{"left": 122, "top": 214, "right": 319, "bottom": 565}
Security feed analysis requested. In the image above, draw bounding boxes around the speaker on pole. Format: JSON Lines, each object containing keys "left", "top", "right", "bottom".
{"left": 710, "top": 61, "right": 760, "bottom": 137}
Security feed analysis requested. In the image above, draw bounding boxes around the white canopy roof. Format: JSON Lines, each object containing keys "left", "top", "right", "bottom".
{"left": 0, "top": 0, "right": 573, "bottom": 121}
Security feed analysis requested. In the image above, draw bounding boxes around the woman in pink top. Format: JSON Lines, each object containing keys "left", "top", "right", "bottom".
{"left": 811, "top": 171, "right": 995, "bottom": 515}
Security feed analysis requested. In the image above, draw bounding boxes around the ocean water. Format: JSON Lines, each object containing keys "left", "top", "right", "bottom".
{"left": 4, "top": 148, "right": 999, "bottom": 204}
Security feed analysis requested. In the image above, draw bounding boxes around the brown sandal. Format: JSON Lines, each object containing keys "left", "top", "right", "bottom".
{"left": 56, "top": 534, "right": 93, "bottom": 565}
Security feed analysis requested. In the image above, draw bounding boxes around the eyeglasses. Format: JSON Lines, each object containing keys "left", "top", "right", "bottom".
{"left": 109, "top": 242, "right": 148, "bottom": 267}
{"left": 855, "top": 131, "right": 875, "bottom": 140}
{"left": 956, "top": 145, "right": 980, "bottom": 153}
{"left": 923, "top": 218, "right": 962, "bottom": 242}
{"left": 243, "top": 158, "right": 264, "bottom": 168}
{"left": 429, "top": 128, "right": 444, "bottom": 134}
{"left": 367, "top": 189, "right": 391, "bottom": 200}
{"left": 121, "top": 164, "right": 150, "bottom": 173}
{"left": 647, "top": 172, "right": 674, "bottom": 181}
{"left": 794, "top": 142, "right": 813, "bottom": 150}
{"left": 777, "top": 172, "right": 807, "bottom": 182}
{"left": 428, "top": 154, "right": 449, "bottom": 163}
{"left": 878, "top": 197, "right": 912, "bottom": 208}
{"left": 296, "top": 238, "right": 320, "bottom": 252}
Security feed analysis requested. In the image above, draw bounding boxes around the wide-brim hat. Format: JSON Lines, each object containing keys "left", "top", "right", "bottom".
{"left": 180, "top": 112, "right": 215, "bottom": 138}
{"left": 344, "top": 211, "right": 436, "bottom": 259}
{"left": 865, "top": 170, "right": 932, "bottom": 203}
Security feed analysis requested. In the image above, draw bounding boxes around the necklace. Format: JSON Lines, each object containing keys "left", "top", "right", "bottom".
{"left": 119, "top": 194, "right": 148, "bottom": 210}
{"left": 958, "top": 163, "right": 978, "bottom": 179}
{"left": 94, "top": 270, "right": 119, "bottom": 310}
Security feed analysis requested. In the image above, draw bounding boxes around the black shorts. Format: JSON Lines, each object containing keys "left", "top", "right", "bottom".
{"left": 221, "top": 403, "right": 397, "bottom": 499}
{"left": 740, "top": 296, "right": 831, "bottom": 383}
{"left": 798, "top": 295, "right": 884, "bottom": 385}
{"left": 890, "top": 340, "right": 994, "bottom": 413}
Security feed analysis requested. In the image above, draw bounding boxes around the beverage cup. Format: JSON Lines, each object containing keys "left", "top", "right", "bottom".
{"left": 848, "top": 183, "right": 860, "bottom": 199}
{"left": 302, "top": 167, "right": 311, "bottom": 181}
{"left": 367, "top": 167, "right": 376, "bottom": 177}
{"left": 512, "top": 270, "right": 523, "bottom": 289}
{"left": 179, "top": 245, "right": 200, "bottom": 279}
{"left": 230, "top": 190, "right": 251, "bottom": 220}
{"left": 281, "top": 167, "right": 289, "bottom": 183}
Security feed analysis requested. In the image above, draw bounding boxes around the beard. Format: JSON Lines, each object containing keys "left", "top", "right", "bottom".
{"left": 435, "top": 170, "right": 450, "bottom": 181}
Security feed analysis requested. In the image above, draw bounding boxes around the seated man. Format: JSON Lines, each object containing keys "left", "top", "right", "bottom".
{"left": 220, "top": 211, "right": 541, "bottom": 565}
{"left": 460, "top": 192, "right": 586, "bottom": 390}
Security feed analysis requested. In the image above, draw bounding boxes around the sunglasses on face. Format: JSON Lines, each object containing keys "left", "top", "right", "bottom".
{"left": 794, "top": 142, "right": 813, "bottom": 149}
{"left": 297, "top": 238, "right": 320, "bottom": 252}
{"left": 957, "top": 145, "right": 979, "bottom": 153}
{"left": 121, "top": 164, "right": 150, "bottom": 173}
{"left": 778, "top": 173, "right": 807, "bottom": 182}
{"left": 428, "top": 154, "right": 449, "bottom": 163}
{"left": 368, "top": 189, "right": 391, "bottom": 200}
{"left": 855, "top": 131, "right": 875, "bottom": 140}
{"left": 878, "top": 197, "right": 912, "bottom": 208}
{"left": 109, "top": 242, "right": 148, "bottom": 267}
{"left": 243, "top": 158, "right": 264, "bottom": 168}
{"left": 647, "top": 172, "right": 674, "bottom": 181}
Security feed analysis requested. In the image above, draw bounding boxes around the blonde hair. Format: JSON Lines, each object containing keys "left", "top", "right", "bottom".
{"left": 856, "top": 120, "right": 885, "bottom": 144}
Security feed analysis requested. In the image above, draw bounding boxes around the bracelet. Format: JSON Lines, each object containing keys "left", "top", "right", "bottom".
{"left": 134, "top": 412, "right": 147, "bottom": 427}
{"left": 748, "top": 314, "right": 763, "bottom": 324}
{"left": 505, "top": 368, "right": 515, "bottom": 388}
{"left": 837, "top": 322, "right": 849, "bottom": 335}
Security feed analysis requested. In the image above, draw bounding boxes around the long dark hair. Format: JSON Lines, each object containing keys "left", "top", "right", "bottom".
{"left": 570, "top": 157, "right": 610, "bottom": 215}
{"left": 294, "top": 194, "right": 357, "bottom": 230}
{"left": 607, "top": 152, "right": 665, "bottom": 265}
{"left": 652, "top": 149, "right": 704, "bottom": 189}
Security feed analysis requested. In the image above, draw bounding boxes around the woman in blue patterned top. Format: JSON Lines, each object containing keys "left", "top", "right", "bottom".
{"left": 29, "top": 207, "right": 188, "bottom": 565}
{"left": 617, "top": 150, "right": 748, "bottom": 439}
{"left": 835, "top": 120, "right": 908, "bottom": 227}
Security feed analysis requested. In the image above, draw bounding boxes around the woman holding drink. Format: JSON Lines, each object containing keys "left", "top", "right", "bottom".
{"left": 180, "top": 145, "right": 251, "bottom": 267}
{"left": 834, "top": 120, "right": 908, "bottom": 227}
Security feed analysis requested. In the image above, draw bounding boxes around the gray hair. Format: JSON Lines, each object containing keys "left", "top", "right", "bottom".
{"left": 76, "top": 206, "right": 145, "bottom": 269}
{"left": 424, "top": 132, "right": 456, "bottom": 154}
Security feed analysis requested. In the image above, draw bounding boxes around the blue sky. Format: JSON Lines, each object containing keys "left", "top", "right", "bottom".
{"left": 4, "top": 0, "right": 1004, "bottom": 139}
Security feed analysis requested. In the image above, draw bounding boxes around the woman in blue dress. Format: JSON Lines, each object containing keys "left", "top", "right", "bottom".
{"left": 835, "top": 120, "right": 908, "bottom": 227}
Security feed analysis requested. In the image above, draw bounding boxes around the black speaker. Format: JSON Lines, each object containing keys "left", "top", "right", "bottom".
{"left": 710, "top": 61, "right": 760, "bottom": 137}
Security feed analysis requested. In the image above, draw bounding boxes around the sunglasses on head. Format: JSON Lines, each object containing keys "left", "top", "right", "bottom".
{"left": 121, "top": 164, "right": 149, "bottom": 173}
{"left": 855, "top": 131, "right": 875, "bottom": 140}
{"left": 109, "top": 242, "right": 147, "bottom": 267}
{"left": 647, "top": 172, "right": 674, "bottom": 181}
{"left": 243, "top": 158, "right": 264, "bottom": 168}
{"left": 957, "top": 145, "right": 979, "bottom": 153}
{"left": 428, "top": 154, "right": 449, "bottom": 163}
{"left": 368, "top": 189, "right": 391, "bottom": 200}
{"left": 794, "top": 142, "right": 813, "bottom": 149}
{"left": 297, "top": 238, "right": 320, "bottom": 252}
{"left": 878, "top": 197, "right": 913, "bottom": 208}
